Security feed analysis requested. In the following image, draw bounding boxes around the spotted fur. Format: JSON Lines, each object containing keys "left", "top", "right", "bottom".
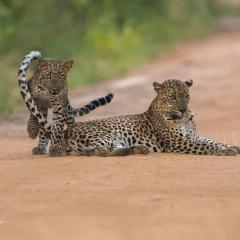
{"left": 18, "top": 51, "right": 113, "bottom": 155}
{"left": 33, "top": 78, "right": 239, "bottom": 157}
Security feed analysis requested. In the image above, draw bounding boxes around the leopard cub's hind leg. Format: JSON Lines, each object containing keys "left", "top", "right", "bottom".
{"left": 27, "top": 114, "right": 39, "bottom": 139}
{"left": 32, "top": 128, "right": 49, "bottom": 155}
{"left": 31, "top": 107, "right": 49, "bottom": 155}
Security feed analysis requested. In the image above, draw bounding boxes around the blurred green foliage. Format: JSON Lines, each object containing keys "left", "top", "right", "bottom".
{"left": 0, "top": 0, "right": 234, "bottom": 119}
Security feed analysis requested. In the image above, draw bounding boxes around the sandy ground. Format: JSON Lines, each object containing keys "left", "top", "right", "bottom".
{"left": 1, "top": 32, "right": 240, "bottom": 240}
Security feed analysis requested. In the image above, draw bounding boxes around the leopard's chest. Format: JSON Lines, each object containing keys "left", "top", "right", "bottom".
{"left": 175, "top": 117, "right": 197, "bottom": 139}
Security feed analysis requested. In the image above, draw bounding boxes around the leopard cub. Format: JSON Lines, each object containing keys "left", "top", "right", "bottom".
{"left": 18, "top": 51, "right": 113, "bottom": 155}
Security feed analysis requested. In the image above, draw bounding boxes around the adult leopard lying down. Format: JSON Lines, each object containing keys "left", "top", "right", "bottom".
{"left": 63, "top": 79, "right": 240, "bottom": 156}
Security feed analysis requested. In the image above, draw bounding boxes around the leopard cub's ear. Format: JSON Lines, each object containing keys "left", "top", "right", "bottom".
{"left": 153, "top": 82, "right": 164, "bottom": 93}
{"left": 185, "top": 79, "right": 193, "bottom": 87}
{"left": 63, "top": 60, "right": 74, "bottom": 73}
{"left": 37, "top": 58, "right": 48, "bottom": 69}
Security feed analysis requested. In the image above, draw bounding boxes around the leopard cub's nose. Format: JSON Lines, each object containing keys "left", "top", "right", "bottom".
{"left": 49, "top": 89, "right": 59, "bottom": 95}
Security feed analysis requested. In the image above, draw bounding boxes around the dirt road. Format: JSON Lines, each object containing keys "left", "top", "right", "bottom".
{"left": 1, "top": 32, "right": 240, "bottom": 240}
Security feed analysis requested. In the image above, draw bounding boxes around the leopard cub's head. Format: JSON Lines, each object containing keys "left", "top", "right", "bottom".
{"left": 36, "top": 58, "right": 74, "bottom": 95}
{"left": 153, "top": 79, "right": 192, "bottom": 114}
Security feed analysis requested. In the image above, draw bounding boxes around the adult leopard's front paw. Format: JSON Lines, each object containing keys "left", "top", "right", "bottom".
{"left": 32, "top": 147, "right": 46, "bottom": 155}
{"left": 216, "top": 148, "right": 237, "bottom": 156}
{"left": 227, "top": 145, "right": 240, "bottom": 154}
{"left": 49, "top": 147, "right": 65, "bottom": 157}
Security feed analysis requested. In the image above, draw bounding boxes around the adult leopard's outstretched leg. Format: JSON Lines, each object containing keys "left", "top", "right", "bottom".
{"left": 160, "top": 132, "right": 237, "bottom": 156}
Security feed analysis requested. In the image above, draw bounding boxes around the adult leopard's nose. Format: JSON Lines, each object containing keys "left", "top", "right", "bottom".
{"left": 179, "top": 107, "right": 187, "bottom": 114}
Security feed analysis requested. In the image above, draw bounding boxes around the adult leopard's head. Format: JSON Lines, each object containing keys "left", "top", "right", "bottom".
{"left": 152, "top": 79, "right": 192, "bottom": 114}
{"left": 36, "top": 58, "right": 73, "bottom": 96}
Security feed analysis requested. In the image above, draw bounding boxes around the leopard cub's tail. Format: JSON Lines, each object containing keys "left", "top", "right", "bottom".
{"left": 18, "top": 51, "right": 51, "bottom": 136}
{"left": 71, "top": 93, "right": 114, "bottom": 116}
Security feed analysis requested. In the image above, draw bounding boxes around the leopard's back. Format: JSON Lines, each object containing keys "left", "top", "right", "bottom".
{"left": 65, "top": 113, "right": 160, "bottom": 153}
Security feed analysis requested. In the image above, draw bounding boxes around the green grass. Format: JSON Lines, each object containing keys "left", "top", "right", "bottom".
{"left": 0, "top": 55, "right": 22, "bottom": 119}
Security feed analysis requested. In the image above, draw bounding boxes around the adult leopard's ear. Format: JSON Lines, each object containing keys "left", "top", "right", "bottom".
{"left": 153, "top": 82, "right": 164, "bottom": 93}
{"left": 37, "top": 58, "right": 48, "bottom": 69}
{"left": 63, "top": 60, "right": 74, "bottom": 73}
{"left": 185, "top": 79, "right": 193, "bottom": 87}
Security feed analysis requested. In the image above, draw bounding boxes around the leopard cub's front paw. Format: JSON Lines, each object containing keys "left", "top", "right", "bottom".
{"left": 49, "top": 147, "right": 65, "bottom": 157}
{"left": 32, "top": 147, "right": 46, "bottom": 155}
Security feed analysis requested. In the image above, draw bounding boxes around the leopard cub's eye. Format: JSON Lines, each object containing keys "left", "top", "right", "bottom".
{"left": 37, "top": 85, "right": 45, "bottom": 90}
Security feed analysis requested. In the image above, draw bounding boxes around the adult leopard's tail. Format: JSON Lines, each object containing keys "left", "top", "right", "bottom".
{"left": 70, "top": 93, "right": 114, "bottom": 116}
{"left": 18, "top": 51, "right": 51, "bottom": 136}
